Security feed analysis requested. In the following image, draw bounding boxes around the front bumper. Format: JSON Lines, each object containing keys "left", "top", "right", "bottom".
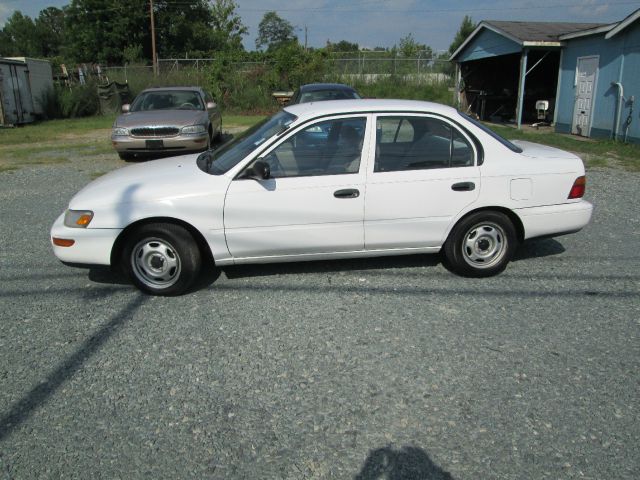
{"left": 112, "top": 133, "right": 208, "bottom": 154}
{"left": 516, "top": 200, "right": 594, "bottom": 240}
{"left": 50, "top": 213, "right": 122, "bottom": 266}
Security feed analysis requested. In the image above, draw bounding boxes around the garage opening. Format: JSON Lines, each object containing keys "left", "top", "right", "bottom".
{"left": 459, "top": 49, "right": 561, "bottom": 125}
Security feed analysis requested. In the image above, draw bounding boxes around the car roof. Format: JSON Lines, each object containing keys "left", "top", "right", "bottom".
{"left": 141, "top": 86, "right": 204, "bottom": 93}
{"left": 283, "top": 99, "right": 460, "bottom": 122}
{"left": 298, "top": 83, "right": 357, "bottom": 92}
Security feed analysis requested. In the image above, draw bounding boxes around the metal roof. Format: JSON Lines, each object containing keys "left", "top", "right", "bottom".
{"left": 484, "top": 20, "right": 605, "bottom": 43}
{"left": 450, "top": 20, "right": 607, "bottom": 61}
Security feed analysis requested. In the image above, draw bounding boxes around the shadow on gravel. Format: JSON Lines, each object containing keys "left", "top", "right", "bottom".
{"left": 513, "top": 238, "right": 566, "bottom": 261}
{"left": 224, "top": 254, "right": 442, "bottom": 280}
{"left": 87, "top": 261, "right": 222, "bottom": 294}
{"left": 355, "top": 445, "right": 454, "bottom": 480}
{"left": 0, "top": 293, "right": 146, "bottom": 442}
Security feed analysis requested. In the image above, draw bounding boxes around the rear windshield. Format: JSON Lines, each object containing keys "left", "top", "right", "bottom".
{"left": 458, "top": 112, "right": 523, "bottom": 153}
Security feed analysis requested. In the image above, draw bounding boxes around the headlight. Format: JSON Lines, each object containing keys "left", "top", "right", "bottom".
{"left": 112, "top": 127, "right": 129, "bottom": 136}
{"left": 64, "top": 210, "right": 94, "bottom": 228}
{"left": 181, "top": 124, "right": 206, "bottom": 135}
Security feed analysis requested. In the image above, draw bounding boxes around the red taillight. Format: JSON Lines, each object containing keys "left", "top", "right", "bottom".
{"left": 568, "top": 176, "right": 586, "bottom": 199}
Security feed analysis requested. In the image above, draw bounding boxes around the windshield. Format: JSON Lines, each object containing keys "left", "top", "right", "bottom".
{"left": 130, "top": 90, "right": 204, "bottom": 112}
{"left": 458, "top": 112, "right": 523, "bottom": 153}
{"left": 204, "top": 110, "right": 297, "bottom": 175}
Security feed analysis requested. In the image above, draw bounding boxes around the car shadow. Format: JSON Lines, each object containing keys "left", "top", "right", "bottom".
{"left": 86, "top": 239, "right": 566, "bottom": 291}
{"left": 87, "top": 260, "right": 222, "bottom": 294}
{"left": 355, "top": 445, "right": 454, "bottom": 480}
{"left": 223, "top": 254, "right": 443, "bottom": 280}
{"left": 513, "top": 238, "right": 566, "bottom": 261}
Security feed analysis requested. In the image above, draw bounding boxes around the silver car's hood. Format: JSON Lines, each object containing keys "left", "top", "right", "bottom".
{"left": 115, "top": 109, "right": 207, "bottom": 128}
{"left": 69, "top": 154, "right": 228, "bottom": 210}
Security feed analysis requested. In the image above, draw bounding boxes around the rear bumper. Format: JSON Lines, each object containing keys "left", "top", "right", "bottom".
{"left": 50, "top": 213, "right": 121, "bottom": 266}
{"left": 516, "top": 200, "right": 593, "bottom": 240}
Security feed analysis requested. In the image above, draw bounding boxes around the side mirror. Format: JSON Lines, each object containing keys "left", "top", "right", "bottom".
{"left": 121, "top": 104, "right": 130, "bottom": 113}
{"left": 206, "top": 101, "right": 217, "bottom": 109}
{"left": 245, "top": 160, "right": 270, "bottom": 180}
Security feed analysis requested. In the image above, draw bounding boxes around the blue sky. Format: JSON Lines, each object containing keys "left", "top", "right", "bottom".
{"left": 0, "top": 0, "right": 637, "bottom": 52}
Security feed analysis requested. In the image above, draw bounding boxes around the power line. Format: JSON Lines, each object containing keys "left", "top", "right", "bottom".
{"left": 233, "top": 1, "right": 639, "bottom": 13}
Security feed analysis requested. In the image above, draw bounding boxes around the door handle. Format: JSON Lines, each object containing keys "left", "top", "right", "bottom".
{"left": 334, "top": 188, "right": 360, "bottom": 198}
{"left": 451, "top": 182, "right": 475, "bottom": 192}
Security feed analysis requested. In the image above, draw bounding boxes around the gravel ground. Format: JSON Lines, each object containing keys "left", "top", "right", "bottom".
{"left": 0, "top": 154, "right": 638, "bottom": 479}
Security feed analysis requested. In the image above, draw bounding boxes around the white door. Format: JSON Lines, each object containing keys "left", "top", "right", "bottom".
{"left": 364, "top": 115, "right": 480, "bottom": 250}
{"left": 572, "top": 56, "right": 599, "bottom": 137}
{"left": 224, "top": 116, "right": 370, "bottom": 259}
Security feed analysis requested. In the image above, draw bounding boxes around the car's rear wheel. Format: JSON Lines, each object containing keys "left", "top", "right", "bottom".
{"left": 444, "top": 211, "right": 516, "bottom": 277}
{"left": 122, "top": 223, "right": 201, "bottom": 296}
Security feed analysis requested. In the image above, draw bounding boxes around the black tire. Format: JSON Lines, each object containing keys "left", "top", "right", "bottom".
{"left": 122, "top": 223, "right": 201, "bottom": 296}
{"left": 444, "top": 211, "right": 517, "bottom": 277}
{"left": 118, "top": 152, "right": 135, "bottom": 161}
{"left": 214, "top": 123, "right": 223, "bottom": 143}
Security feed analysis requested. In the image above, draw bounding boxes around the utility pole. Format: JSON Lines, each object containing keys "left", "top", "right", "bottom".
{"left": 150, "top": 0, "right": 158, "bottom": 76}
{"left": 304, "top": 25, "right": 308, "bottom": 52}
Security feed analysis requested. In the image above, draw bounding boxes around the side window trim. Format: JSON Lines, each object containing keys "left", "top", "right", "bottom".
{"left": 241, "top": 115, "right": 370, "bottom": 179}
{"left": 373, "top": 113, "right": 477, "bottom": 173}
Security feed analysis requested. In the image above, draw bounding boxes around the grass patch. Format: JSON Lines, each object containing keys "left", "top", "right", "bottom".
{"left": 224, "top": 115, "right": 267, "bottom": 129}
{"left": 89, "top": 171, "right": 109, "bottom": 180}
{"left": 0, "top": 139, "right": 115, "bottom": 172}
{"left": 0, "top": 116, "right": 115, "bottom": 146}
{"left": 487, "top": 124, "right": 640, "bottom": 171}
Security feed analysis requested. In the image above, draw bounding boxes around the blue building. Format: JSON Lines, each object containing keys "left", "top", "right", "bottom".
{"left": 450, "top": 8, "right": 640, "bottom": 143}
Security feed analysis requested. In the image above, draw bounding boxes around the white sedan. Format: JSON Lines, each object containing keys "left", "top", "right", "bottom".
{"left": 51, "top": 99, "right": 593, "bottom": 295}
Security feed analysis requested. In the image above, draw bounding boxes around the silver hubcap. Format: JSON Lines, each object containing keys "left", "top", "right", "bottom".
{"left": 462, "top": 222, "right": 507, "bottom": 269}
{"left": 131, "top": 237, "right": 181, "bottom": 288}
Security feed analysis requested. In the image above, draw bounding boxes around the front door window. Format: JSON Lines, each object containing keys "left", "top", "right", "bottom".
{"left": 262, "top": 117, "right": 366, "bottom": 177}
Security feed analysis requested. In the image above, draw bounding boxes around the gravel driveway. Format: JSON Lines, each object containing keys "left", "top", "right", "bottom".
{"left": 0, "top": 153, "right": 638, "bottom": 479}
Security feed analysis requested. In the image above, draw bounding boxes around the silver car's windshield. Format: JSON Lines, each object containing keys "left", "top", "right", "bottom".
{"left": 130, "top": 90, "right": 204, "bottom": 112}
{"left": 203, "top": 110, "right": 297, "bottom": 175}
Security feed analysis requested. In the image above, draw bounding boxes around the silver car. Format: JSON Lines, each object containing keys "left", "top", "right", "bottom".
{"left": 111, "top": 86, "right": 222, "bottom": 160}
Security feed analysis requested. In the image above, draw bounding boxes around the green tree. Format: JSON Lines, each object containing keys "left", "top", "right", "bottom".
{"left": 449, "top": 15, "right": 476, "bottom": 54}
{"left": 256, "top": 11, "right": 296, "bottom": 51}
{"left": 35, "top": 7, "right": 66, "bottom": 57}
{"left": 1, "top": 11, "right": 40, "bottom": 57}
{"left": 326, "top": 40, "right": 359, "bottom": 52}
{"left": 210, "top": 0, "right": 247, "bottom": 52}
{"left": 398, "top": 33, "right": 432, "bottom": 58}
{"left": 153, "top": 0, "right": 215, "bottom": 58}
{"left": 65, "top": 0, "right": 149, "bottom": 64}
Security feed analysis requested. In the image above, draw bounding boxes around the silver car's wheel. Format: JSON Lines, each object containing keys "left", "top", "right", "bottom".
{"left": 444, "top": 211, "right": 517, "bottom": 277}
{"left": 123, "top": 223, "right": 201, "bottom": 295}
{"left": 131, "top": 236, "right": 182, "bottom": 289}
{"left": 461, "top": 222, "right": 507, "bottom": 269}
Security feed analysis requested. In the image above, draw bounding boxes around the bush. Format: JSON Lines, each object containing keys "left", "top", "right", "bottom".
{"left": 353, "top": 76, "right": 454, "bottom": 105}
{"left": 38, "top": 82, "right": 100, "bottom": 119}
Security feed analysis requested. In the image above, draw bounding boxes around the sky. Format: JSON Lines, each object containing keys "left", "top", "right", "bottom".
{"left": 0, "top": 0, "right": 638, "bottom": 53}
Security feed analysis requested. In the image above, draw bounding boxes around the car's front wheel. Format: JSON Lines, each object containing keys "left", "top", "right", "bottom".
{"left": 444, "top": 211, "right": 517, "bottom": 277}
{"left": 122, "top": 223, "right": 201, "bottom": 295}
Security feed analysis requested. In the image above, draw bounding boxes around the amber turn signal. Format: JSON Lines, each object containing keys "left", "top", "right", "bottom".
{"left": 52, "top": 237, "right": 75, "bottom": 247}
{"left": 75, "top": 214, "right": 93, "bottom": 226}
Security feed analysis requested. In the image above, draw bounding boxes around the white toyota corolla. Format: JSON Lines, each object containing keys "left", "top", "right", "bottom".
{"left": 51, "top": 99, "right": 593, "bottom": 295}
